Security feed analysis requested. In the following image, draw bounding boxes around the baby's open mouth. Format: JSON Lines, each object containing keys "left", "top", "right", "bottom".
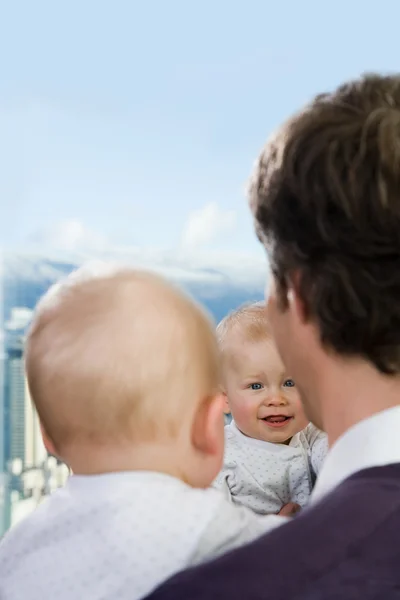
{"left": 261, "top": 415, "right": 293, "bottom": 428}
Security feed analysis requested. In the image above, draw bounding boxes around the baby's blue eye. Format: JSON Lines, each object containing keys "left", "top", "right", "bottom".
{"left": 250, "top": 383, "right": 263, "bottom": 390}
{"left": 283, "top": 379, "right": 295, "bottom": 388}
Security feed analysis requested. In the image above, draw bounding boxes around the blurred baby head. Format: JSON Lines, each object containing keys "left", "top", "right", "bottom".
{"left": 217, "top": 302, "right": 308, "bottom": 443}
{"left": 25, "top": 263, "right": 225, "bottom": 488}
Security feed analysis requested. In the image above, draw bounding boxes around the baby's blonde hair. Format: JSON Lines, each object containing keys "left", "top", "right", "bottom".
{"left": 25, "top": 263, "right": 220, "bottom": 454}
{"left": 217, "top": 301, "right": 271, "bottom": 360}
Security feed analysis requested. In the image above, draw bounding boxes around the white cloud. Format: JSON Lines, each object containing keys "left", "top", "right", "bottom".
{"left": 181, "top": 202, "right": 237, "bottom": 249}
{"left": 12, "top": 214, "right": 268, "bottom": 294}
{"left": 5, "top": 307, "right": 34, "bottom": 331}
{"left": 29, "top": 219, "right": 108, "bottom": 253}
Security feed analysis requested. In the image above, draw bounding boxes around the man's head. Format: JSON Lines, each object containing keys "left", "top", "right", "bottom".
{"left": 248, "top": 73, "right": 400, "bottom": 431}
{"left": 25, "top": 264, "right": 225, "bottom": 488}
{"left": 217, "top": 302, "right": 308, "bottom": 443}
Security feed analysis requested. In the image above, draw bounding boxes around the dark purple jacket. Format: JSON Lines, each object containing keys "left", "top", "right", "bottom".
{"left": 145, "top": 464, "right": 400, "bottom": 599}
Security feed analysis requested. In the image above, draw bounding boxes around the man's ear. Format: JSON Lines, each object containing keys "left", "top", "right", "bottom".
{"left": 40, "top": 422, "right": 58, "bottom": 457}
{"left": 191, "top": 393, "right": 225, "bottom": 457}
{"left": 288, "top": 271, "right": 308, "bottom": 324}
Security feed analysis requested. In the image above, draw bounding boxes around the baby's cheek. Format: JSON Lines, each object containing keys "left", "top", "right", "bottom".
{"left": 292, "top": 395, "right": 309, "bottom": 427}
{"left": 231, "top": 399, "right": 256, "bottom": 430}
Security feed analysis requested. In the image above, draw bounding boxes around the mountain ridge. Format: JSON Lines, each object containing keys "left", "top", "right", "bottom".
{"left": 2, "top": 252, "right": 265, "bottom": 328}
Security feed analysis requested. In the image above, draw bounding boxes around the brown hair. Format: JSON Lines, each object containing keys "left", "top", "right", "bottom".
{"left": 248, "top": 73, "right": 400, "bottom": 374}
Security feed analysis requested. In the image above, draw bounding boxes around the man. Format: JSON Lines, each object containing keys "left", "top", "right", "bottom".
{"left": 144, "top": 73, "right": 400, "bottom": 598}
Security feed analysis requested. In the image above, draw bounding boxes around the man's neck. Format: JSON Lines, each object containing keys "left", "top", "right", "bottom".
{"left": 313, "top": 357, "right": 400, "bottom": 446}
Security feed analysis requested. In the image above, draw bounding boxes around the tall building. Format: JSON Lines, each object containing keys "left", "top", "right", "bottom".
{"left": 5, "top": 337, "right": 27, "bottom": 465}
{"left": 1, "top": 311, "right": 47, "bottom": 535}
{"left": 0, "top": 354, "right": 6, "bottom": 535}
{"left": 24, "top": 381, "right": 46, "bottom": 469}
{"left": 0, "top": 255, "right": 7, "bottom": 537}
{"left": 4, "top": 336, "right": 46, "bottom": 467}
{"left": 1, "top": 307, "right": 68, "bottom": 535}
{"left": 1, "top": 260, "right": 75, "bottom": 536}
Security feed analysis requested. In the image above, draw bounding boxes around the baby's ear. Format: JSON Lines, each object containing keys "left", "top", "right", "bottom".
{"left": 191, "top": 393, "right": 225, "bottom": 458}
{"left": 217, "top": 384, "right": 230, "bottom": 415}
{"left": 222, "top": 391, "right": 231, "bottom": 415}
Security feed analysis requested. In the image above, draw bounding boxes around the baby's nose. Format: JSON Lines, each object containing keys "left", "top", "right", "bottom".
{"left": 267, "top": 394, "right": 287, "bottom": 406}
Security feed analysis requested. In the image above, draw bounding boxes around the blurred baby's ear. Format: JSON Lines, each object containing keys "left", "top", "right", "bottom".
{"left": 188, "top": 392, "right": 225, "bottom": 488}
{"left": 191, "top": 393, "right": 225, "bottom": 457}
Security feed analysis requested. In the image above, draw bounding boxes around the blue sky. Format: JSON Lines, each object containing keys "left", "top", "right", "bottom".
{"left": 2, "top": 0, "right": 400, "bottom": 268}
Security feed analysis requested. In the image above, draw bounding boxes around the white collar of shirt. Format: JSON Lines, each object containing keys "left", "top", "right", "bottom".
{"left": 311, "top": 405, "right": 400, "bottom": 504}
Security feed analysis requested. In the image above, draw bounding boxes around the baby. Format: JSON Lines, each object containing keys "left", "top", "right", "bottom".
{"left": 0, "top": 266, "right": 290, "bottom": 600}
{"left": 214, "top": 302, "right": 328, "bottom": 515}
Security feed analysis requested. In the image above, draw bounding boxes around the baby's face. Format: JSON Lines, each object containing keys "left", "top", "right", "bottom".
{"left": 224, "top": 337, "right": 308, "bottom": 443}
